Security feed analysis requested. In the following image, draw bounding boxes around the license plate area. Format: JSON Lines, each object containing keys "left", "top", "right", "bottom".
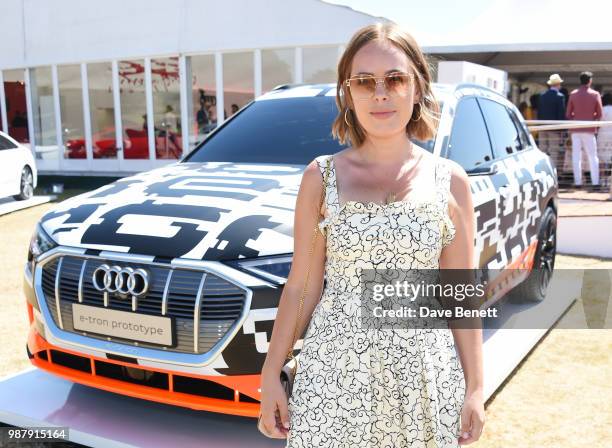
{"left": 72, "top": 303, "right": 174, "bottom": 347}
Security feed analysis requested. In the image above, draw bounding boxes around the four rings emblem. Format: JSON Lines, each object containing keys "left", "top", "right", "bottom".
{"left": 92, "top": 264, "right": 150, "bottom": 297}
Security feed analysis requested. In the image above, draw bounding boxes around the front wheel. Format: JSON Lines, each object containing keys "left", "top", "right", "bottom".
{"left": 508, "top": 206, "right": 557, "bottom": 303}
{"left": 13, "top": 166, "right": 34, "bottom": 201}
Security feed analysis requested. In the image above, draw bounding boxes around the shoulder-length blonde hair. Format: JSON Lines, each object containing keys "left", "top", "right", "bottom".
{"left": 332, "top": 22, "right": 440, "bottom": 147}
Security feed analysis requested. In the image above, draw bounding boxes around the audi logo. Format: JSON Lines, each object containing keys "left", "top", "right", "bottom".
{"left": 92, "top": 264, "right": 150, "bottom": 297}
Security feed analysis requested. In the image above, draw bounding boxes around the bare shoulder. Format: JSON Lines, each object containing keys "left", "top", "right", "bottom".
{"left": 332, "top": 147, "right": 354, "bottom": 165}
{"left": 444, "top": 158, "right": 469, "bottom": 187}
{"left": 299, "top": 157, "right": 331, "bottom": 215}
{"left": 301, "top": 157, "right": 326, "bottom": 193}
{"left": 442, "top": 158, "right": 472, "bottom": 212}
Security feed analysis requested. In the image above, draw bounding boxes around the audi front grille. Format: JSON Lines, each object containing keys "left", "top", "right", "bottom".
{"left": 39, "top": 255, "right": 248, "bottom": 355}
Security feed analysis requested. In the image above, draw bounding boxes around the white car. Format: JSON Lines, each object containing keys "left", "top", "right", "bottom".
{"left": 0, "top": 131, "right": 37, "bottom": 200}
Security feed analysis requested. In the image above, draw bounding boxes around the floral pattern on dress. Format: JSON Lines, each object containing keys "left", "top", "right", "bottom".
{"left": 286, "top": 154, "right": 465, "bottom": 448}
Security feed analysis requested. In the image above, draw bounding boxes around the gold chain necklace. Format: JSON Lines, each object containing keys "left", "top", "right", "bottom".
{"left": 358, "top": 145, "right": 420, "bottom": 205}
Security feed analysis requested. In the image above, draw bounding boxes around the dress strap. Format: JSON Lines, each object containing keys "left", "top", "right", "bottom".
{"left": 434, "top": 158, "right": 452, "bottom": 205}
{"left": 434, "top": 158, "right": 457, "bottom": 248}
{"left": 314, "top": 154, "right": 340, "bottom": 235}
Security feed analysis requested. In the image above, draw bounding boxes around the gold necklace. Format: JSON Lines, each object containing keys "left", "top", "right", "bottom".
{"left": 358, "top": 146, "right": 419, "bottom": 205}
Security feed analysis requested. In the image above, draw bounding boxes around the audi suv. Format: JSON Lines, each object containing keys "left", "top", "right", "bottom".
{"left": 23, "top": 82, "right": 558, "bottom": 417}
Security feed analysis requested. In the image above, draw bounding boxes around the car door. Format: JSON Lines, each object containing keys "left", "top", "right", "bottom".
{"left": 477, "top": 97, "right": 536, "bottom": 268}
{"left": 443, "top": 96, "right": 502, "bottom": 270}
{"left": 0, "top": 134, "right": 22, "bottom": 197}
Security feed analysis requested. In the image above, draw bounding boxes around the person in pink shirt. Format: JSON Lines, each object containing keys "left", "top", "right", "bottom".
{"left": 566, "top": 71, "right": 603, "bottom": 188}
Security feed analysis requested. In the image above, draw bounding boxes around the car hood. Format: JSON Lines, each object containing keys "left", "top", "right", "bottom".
{"left": 40, "top": 162, "right": 307, "bottom": 261}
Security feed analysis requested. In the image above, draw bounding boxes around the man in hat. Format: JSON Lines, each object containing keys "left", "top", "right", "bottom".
{"left": 537, "top": 74, "right": 567, "bottom": 172}
{"left": 566, "top": 71, "right": 603, "bottom": 189}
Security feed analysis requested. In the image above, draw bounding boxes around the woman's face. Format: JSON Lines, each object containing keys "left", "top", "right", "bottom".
{"left": 348, "top": 40, "right": 421, "bottom": 140}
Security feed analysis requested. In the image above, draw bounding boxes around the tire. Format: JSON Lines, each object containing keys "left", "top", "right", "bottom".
{"left": 508, "top": 206, "right": 557, "bottom": 303}
{"left": 13, "top": 166, "right": 34, "bottom": 201}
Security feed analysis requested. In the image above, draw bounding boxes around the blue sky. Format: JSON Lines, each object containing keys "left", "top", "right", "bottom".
{"left": 324, "top": 0, "right": 612, "bottom": 46}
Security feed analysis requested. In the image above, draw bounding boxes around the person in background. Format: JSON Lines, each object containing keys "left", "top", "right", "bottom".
{"left": 231, "top": 103, "right": 239, "bottom": 115}
{"left": 566, "top": 71, "right": 603, "bottom": 189}
{"left": 518, "top": 101, "right": 531, "bottom": 119}
{"left": 529, "top": 93, "right": 540, "bottom": 117}
{"left": 537, "top": 74, "right": 566, "bottom": 172}
{"left": 560, "top": 86, "right": 570, "bottom": 105}
{"left": 196, "top": 102, "right": 210, "bottom": 134}
{"left": 163, "top": 105, "right": 178, "bottom": 132}
{"left": 528, "top": 93, "right": 540, "bottom": 142}
{"left": 596, "top": 92, "right": 612, "bottom": 197}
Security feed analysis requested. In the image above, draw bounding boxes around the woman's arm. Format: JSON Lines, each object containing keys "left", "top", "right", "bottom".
{"left": 261, "top": 159, "right": 327, "bottom": 376}
{"left": 439, "top": 160, "right": 485, "bottom": 445}
{"left": 259, "top": 159, "right": 327, "bottom": 437}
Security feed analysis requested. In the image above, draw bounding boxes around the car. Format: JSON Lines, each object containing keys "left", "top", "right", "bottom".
{"left": 23, "top": 82, "right": 558, "bottom": 417}
{"left": 0, "top": 130, "right": 37, "bottom": 201}
{"left": 65, "top": 127, "right": 183, "bottom": 159}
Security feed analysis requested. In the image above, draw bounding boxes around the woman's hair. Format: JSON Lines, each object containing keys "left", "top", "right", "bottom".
{"left": 331, "top": 22, "right": 440, "bottom": 147}
{"left": 602, "top": 92, "right": 612, "bottom": 107}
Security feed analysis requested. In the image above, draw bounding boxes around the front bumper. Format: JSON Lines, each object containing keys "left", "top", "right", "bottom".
{"left": 23, "top": 245, "right": 287, "bottom": 418}
{"left": 26, "top": 318, "right": 262, "bottom": 417}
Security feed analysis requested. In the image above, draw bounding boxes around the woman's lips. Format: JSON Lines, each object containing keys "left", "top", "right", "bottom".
{"left": 370, "top": 111, "right": 396, "bottom": 119}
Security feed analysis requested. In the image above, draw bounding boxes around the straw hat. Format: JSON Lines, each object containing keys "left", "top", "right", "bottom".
{"left": 546, "top": 74, "right": 564, "bottom": 85}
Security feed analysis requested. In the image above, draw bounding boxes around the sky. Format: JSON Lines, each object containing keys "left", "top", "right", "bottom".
{"left": 324, "top": 0, "right": 612, "bottom": 47}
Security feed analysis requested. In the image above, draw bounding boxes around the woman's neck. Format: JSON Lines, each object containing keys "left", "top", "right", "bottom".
{"left": 358, "top": 132, "right": 415, "bottom": 165}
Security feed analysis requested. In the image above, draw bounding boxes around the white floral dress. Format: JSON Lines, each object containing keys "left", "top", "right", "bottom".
{"left": 286, "top": 154, "right": 466, "bottom": 448}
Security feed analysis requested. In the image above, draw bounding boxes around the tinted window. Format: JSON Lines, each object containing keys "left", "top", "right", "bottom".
{"left": 507, "top": 107, "right": 531, "bottom": 149}
{"left": 184, "top": 95, "right": 438, "bottom": 164}
{"left": 0, "top": 134, "right": 18, "bottom": 150}
{"left": 478, "top": 98, "right": 523, "bottom": 156}
{"left": 184, "top": 96, "right": 347, "bottom": 164}
{"left": 447, "top": 97, "right": 493, "bottom": 170}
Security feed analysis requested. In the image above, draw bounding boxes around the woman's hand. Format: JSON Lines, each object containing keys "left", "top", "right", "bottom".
{"left": 458, "top": 389, "right": 485, "bottom": 445}
{"left": 258, "top": 369, "right": 291, "bottom": 438}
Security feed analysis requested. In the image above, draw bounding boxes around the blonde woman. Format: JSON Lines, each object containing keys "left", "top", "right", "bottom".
{"left": 259, "top": 23, "right": 485, "bottom": 447}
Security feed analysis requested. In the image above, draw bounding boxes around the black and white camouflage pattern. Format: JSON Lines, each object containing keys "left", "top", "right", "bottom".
{"left": 33, "top": 83, "right": 558, "bottom": 377}
{"left": 40, "top": 162, "right": 305, "bottom": 261}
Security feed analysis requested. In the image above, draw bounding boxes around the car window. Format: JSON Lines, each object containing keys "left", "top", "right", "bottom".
{"left": 507, "top": 107, "right": 531, "bottom": 149}
{"left": 183, "top": 95, "right": 438, "bottom": 164}
{"left": 184, "top": 96, "right": 348, "bottom": 164}
{"left": 0, "top": 134, "right": 17, "bottom": 150}
{"left": 446, "top": 97, "right": 493, "bottom": 170}
{"left": 478, "top": 98, "right": 523, "bottom": 156}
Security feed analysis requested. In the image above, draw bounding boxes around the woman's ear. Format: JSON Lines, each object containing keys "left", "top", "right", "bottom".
{"left": 413, "top": 87, "right": 423, "bottom": 105}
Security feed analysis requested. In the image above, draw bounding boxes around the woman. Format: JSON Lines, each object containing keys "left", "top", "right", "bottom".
{"left": 259, "top": 22, "right": 485, "bottom": 447}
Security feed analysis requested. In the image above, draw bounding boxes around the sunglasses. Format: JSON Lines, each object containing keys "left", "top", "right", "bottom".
{"left": 345, "top": 72, "right": 415, "bottom": 100}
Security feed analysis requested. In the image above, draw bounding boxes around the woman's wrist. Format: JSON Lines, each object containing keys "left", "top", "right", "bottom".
{"left": 465, "top": 385, "right": 484, "bottom": 397}
{"left": 262, "top": 361, "right": 282, "bottom": 378}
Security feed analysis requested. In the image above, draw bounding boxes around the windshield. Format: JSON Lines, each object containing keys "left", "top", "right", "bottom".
{"left": 184, "top": 95, "right": 439, "bottom": 164}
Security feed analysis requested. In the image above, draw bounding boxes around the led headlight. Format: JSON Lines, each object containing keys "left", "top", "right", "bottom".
{"left": 27, "top": 223, "right": 57, "bottom": 273}
{"left": 229, "top": 255, "right": 292, "bottom": 284}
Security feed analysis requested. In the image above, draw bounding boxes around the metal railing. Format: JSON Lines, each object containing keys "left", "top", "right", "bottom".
{"left": 525, "top": 120, "right": 612, "bottom": 190}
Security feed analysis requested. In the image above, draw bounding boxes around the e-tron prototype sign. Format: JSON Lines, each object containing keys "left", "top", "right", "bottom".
{"left": 72, "top": 303, "right": 173, "bottom": 346}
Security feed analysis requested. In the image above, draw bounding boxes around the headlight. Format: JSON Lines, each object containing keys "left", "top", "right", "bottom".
{"left": 27, "top": 223, "right": 57, "bottom": 272}
{"left": 228, "top": 255, "right": 292, "bottom": 284}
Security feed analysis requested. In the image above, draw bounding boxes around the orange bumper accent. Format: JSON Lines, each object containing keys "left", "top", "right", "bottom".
{"left": 27, "top": 326, "right": 262, "bottom": 418}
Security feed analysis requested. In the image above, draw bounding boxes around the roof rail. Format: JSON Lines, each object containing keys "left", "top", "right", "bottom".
{"left": 270, "top": 82, "right": 336, "bottom": 91}
{"left": 271, "top": 83, "right": 295, "bottom": 91}
{"left": 454, "top": 82, "right": 505, "bottom": 97}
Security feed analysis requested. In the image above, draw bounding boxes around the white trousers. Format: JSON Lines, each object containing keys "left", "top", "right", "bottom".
{"left": 571, "top": 132, "right": 599, "bottom": 185}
